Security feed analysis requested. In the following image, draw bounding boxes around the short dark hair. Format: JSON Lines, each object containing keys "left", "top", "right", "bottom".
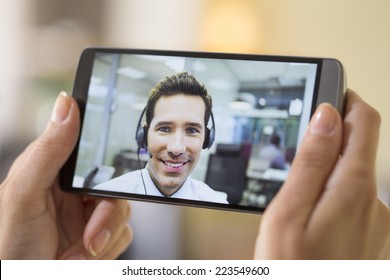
{"left": 145, "top": 72, "right": 212, "bottom": 128}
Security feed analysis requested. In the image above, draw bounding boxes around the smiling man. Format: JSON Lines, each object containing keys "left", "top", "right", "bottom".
{"left": 94, "top": 72, "right": 228, "bottom": 204}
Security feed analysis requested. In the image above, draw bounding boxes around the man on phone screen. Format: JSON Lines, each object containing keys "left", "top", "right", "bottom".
{"left": 94, "top": 72, "right": 228, "bottom": 204}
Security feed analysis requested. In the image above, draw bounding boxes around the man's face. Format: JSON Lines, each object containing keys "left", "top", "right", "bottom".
{"left": 146, "top": 94, "right": 206, "bottom": 196}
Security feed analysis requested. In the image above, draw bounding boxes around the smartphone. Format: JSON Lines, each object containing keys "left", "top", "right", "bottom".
{"left": 60, "top": 47, "right": 346, "bottom": 213}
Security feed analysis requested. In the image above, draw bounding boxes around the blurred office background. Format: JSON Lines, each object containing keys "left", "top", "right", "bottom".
{"left": 1, "top": 0, "right": 389, "bottom": 259}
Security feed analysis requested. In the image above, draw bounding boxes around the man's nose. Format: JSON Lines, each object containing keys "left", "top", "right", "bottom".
{"left": 167, "top": 132, "right": 186, "bottom": 156}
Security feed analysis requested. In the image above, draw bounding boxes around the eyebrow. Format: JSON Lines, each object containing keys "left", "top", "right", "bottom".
{"left": 154, "top": 121, "right": 204, "bottom": 129}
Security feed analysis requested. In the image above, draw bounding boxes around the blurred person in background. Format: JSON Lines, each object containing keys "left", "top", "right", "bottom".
{"left": 258, "top": 133, "right": 286, "bottom": 170}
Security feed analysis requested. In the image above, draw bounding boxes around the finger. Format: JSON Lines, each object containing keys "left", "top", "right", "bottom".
{"left": 319, "top": 90, "right": 381, "bottom": 208}
{"left": 100, "top": 224, "right": 133, "bottom": 260}
{"left": 340, "top": 90, "right": 380, "bottom": 175}
{"left": 5, "top": 92, "right": 80, "bottom": 197}
{"left": 83, "top": 199, "right": 131, "bottom": 257}
{"left": 301, "top": 91, "right": 382, "bottom": 256}
{"left": 267, "top": 103, "right": 343, "bottom": 226}
{"left": 59, "top": 223, "right": 133, "bottom": 260}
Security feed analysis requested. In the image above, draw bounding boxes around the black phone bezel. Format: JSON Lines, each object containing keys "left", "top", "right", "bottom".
{"left": 60, "top": 47, "right": 345, "bottom": 214}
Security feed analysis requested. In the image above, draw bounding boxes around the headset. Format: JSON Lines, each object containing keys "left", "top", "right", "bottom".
{"left": 135, "top": 106, "right": 216, "bottom": 152}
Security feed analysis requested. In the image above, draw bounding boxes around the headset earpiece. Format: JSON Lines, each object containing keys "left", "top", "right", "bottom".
{"left": 202, "top": 111, "right": 215, "bottom": 149}
{"left": 136, "top": 126, "right": 147, "bottom": 149}
{"left": 135, "top": 107, "right": 148, "bottom": 150}
{"left": 202, "top": 128, "right": 210, "bottom": 149}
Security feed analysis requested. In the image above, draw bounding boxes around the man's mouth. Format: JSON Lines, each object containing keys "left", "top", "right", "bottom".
{"left": 162, "top": 161, "right": 187, "bottom": 168}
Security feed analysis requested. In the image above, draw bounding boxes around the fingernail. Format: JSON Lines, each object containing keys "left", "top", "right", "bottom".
{"left": 51, "top": 91, "right": 71, "bottom": 124}
{"left": 66, "top": 253, "right": 85, "bottom": 260}
{"left": 90, "top": 230, "right": 111, "bottom": 257}
{"left": 310, "top": 104, "right": 337, "bottom": 135}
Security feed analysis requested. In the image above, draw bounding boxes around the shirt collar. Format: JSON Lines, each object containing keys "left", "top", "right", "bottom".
{"left": 142, "top": 166, "right": 191, "bottom": 198}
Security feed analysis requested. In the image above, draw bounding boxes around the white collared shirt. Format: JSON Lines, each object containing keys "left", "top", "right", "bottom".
{"left": 93, "top": 168, "right": 228, "bottom": 204}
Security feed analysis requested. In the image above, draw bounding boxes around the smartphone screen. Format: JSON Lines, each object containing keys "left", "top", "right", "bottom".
{"left": 62, "top": 48, "right": 345, "bottom": 213}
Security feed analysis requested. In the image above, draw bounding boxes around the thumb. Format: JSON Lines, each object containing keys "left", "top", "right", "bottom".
{"left": 265, "top": 104, "right": 343, "bottom": 225}
{"left": 6, "top": 92, "right": 80, "bottom": 196}
{"left": 255, "top": 104, "right": 343, "bottom": 259}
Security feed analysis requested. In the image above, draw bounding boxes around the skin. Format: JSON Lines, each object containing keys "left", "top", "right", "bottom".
{"left": 0, "top": 92, "right": 132, "bottom": 259}
{"left": 146, "top": 94, "right": 206, "bottom": 196}
{"left": 1, "top": 89, "right": 389, "bottom": 259}
{"left": 255, "top": 90, "right": 390, "bottom": 259}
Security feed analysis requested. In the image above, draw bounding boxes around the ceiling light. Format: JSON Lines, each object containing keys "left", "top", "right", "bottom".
{"left": 117, "top": 67, "right": 146, "bottom": 79}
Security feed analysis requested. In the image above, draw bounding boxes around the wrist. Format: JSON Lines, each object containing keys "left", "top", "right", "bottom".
{"left": 370, "top": 200, "right": 390, "bottom": 259}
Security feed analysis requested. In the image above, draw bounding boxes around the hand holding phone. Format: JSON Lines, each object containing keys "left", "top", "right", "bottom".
{"left": 0, "top": 93, "right": 132, "bottom": 259}
{"left": 60, "top": 48, "right": 346, "bottom": 213}
{"left": 255, "top": 90, "right": 390, "bottom": 259}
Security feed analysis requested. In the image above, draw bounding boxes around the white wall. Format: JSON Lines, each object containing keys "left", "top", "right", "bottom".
{"left": 0, "top": 0, "right": 30, "bottom": 143}
{"left": 258, "top": 0, "right": 390, "bottom": 204}
{"left": 102, "top": 0, "right": 204, "bottom": 50}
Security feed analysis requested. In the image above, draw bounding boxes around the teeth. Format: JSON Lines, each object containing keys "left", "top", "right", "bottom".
{"left": 165, "top": 162, "right": 184, "bottom": 168}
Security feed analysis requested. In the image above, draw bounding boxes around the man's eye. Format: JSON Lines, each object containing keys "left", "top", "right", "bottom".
{"left": 186, "top": 127, "right": 200, "bottom": 134}
{"left": 158, "top": 127, "right": 171, "bottom": 133}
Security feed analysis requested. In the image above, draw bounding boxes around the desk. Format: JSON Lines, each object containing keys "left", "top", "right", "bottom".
{"left": 240, "top": 177, "right": 284, "bottom": 208}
